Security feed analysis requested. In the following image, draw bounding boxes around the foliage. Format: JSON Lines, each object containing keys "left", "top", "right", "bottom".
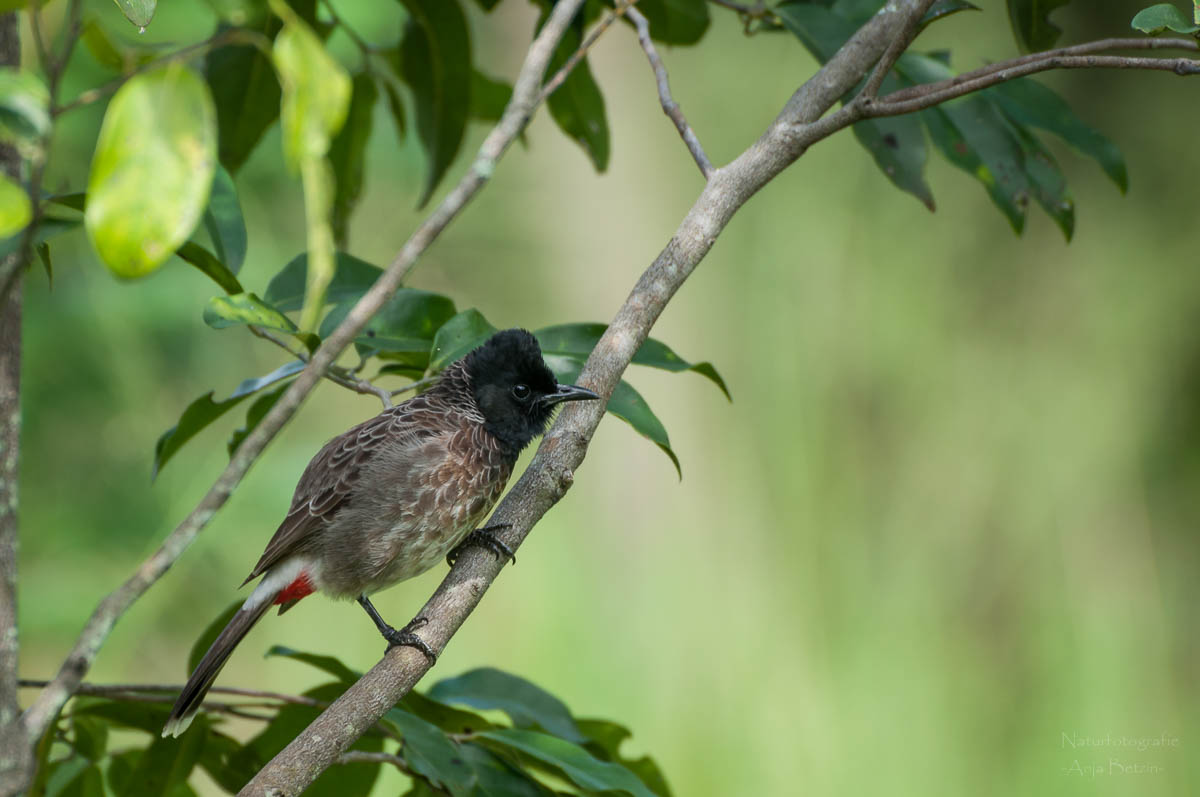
{"left": 4, "top": 0, "right": 1187, "bottom": 792}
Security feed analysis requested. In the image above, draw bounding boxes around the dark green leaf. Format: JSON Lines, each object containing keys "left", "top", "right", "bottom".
{"left": 534, "top": 322, "right": 731, "bottom": 400}
{"left": 263, "top": 251, "right": 383, "bottom": 311}
{"left": 0, "top": 68, "right": 50, "bottom": 148}
{"left": 632, "top": 0, "right": 710, "bottom": 45}
{"left": 82, "top": 21, "right": 127, "bottom": 72}
{"left": 398, "top": 690, "right": 498, "bottom": 734}
{"left": 455, "top": 743, "right": 555, "bottom": 797}
{"left": 394, "top": 0, "right": 472, "bottom": 206}
{"left": 317, "top": 288, "right": 456, "bottom": 362}
{"left": 197, "top": 731, "right": 261, "bottom": 794}
{"left": 989, "top": 77, "right": 1128, "bottom": 192}
{"left": 116, "top": 715, "right": 206, "bottom": 796}
{"left": 43, "top": 758, "right": 95, "bottom": 797}
{"left": 187, "top": 599, "right": 242, "bottom": 674}
{"left": 227, "top": 382, "right": 289, "bottom": 457}
{"left": 153, "top": 359, "right": 305, "bottom": 477}
{"left": 203, "top": 292, "right": 297, "bottom": 333}
{"left": 203, "top": 165, "right": 247, "bottom": 273}
{"left": 112, "top": 0, "right": 156, "bottom": 29}
{"left": 53, "top": 763, "right": 104, "bottom": 797}
{"left": 547, "top": 355, "right": 682, "bottom": 477}
{"left": 469, "top": 69, "right": 512, "bottom": 122}
{"left": 85, "top": 64, "right": 217, "bottom": 278}
{"left": 429, "top": 667, "right": 586, "bottom": 743}
{"left": 176, "top": 241, "right": 243, "bottom": 294}
{"left": 35, "top": 241, "right": 51, "bottom": 285}
{"left": 266, "top": 645, "right": 361, "bottom": 683}
{"left": 427, "top": 308, "right": 497, "bottom": 373}
{"left": 70, "top": 716, "right": 108, "bottom": 762}
{"left": 542, "top": 13, "right": 609, "bottom": 171}
{"left": 577, "top": 719, "right": 672, "bottom": 796}
{"left": 0, "top": 216, "right": 77, "bottom": 261}
{"left": 329, "top": 73, "right": 377, "bottom": 247}
{"left": 1005, "top": 0, "right": 1071, "bottom": 52}
{"left": 380, "top": 73, "right": 407, "bottom": 139}
{"left": 205, "top": 21, "right": 282, "bottom": 173}
{"left": 1005, "top": 117, "right": 1073, "bottom": 241}
{"left": 919, "top": 0, "right": 979, "bottom": 28}
{"left": 897, "top": 54, "right": 1030, "bottom": 234}
{"left": 1131, "top": 3, "right": 1200, "bottom": 34}
{"left": 470, "top": 0, "right": 502, "bottom": 9}
{"left": 776, "top": 4, "right": 933, "bottom": 207}
{"left": 383, "top": 709, "right": 474, "bottom": 796}
{"left": 477, "top": 729, "right": 657, "bottom": 797}
{"left": 105, "top": 751, "right": 138, "bottom": 794}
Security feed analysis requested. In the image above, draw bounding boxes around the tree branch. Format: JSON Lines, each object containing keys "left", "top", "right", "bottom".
{"left": 860, "top": 0, "right": 933, "bottom": 98}
{"left": 626, "top": 6, "right": 713, "bottom": 179}
{"left": 20, "top": 0, "right": 594, "bottom": 757}
{"left": 238, "top": 2, "right": 933, "bottom": 793}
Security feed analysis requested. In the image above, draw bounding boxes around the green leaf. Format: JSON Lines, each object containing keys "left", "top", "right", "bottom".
{"left": 382, "top": 709, "right": 474, "bottom": 796}
{"left": 547, "top": 355, "right": 682, "bottom": 477}
{"left": 70, "top": 716, "right": 108, "bottom": 762}
{"left": 112, "top": 0, "right": 156, "bottom": 29}
{"left": 153, "top": 359, "right": 305, "bottom": 477}
{"left": 920, "top": 0, "right": 980, "bottom": 27}
{"left": 1006, "top": 0, "right": 1071, "bottom": 52}
{"left": 176, "top": 241, "right": 244, "bottom": 294}
{"left": 397, "top": 690, "right": 499, "bottom": 734}
{"left": 427, "top": 308, "right": 497, "bottom": 373}
{"left": 43, "top": 758, "right": 99, "bottom": 797}
{"left": 776, "top": 4, "right": 933, "bottom": 207}
{"left": 633, "top": 0, "right": 710, "bottom": 45}
{"left": 204, "top": 292, "right": 299, "bottom": 334}
{"left": 265, "top": 645, "right": 361, "bottom": 682}
{"left": 297, "top": 156, "right": 337, "bottom": 332}
{"left": 85, "top": 64, "right": 217, "bottom": 278}
{"left": 51, "top": 763, "right": 104, "bottom": 797}
{"left": 0, "top": 68, "right": 50, "bottom": 149}
{"left": 197, "top": 731, "right": 262, "bottom": 794}
{"left": 453, "top": 743, "right": 555, "bottom": 797}
{"left": 990, "top": 78, "right": 1127, "bottom": 192}
{"left": 394, "top": 0, "right": 473, "bottom": 206}
{"left": 380, "top": 72, "right": 407, "bottom": 140}
{"left": 227, "top": 382, "right": 288, "bottom": 456}
{"left": 81, "top": 21, "right": 126, "bottom": 72}
{"left": 0, "top": 216, "right": 78, "bottom": 260}
{"left": 320, "top": 288, "right": 457, "bottom": 362}
{"left": 1004, "top": 115, "right": 1073, "bottom": 241}
{"left": 1132, "top": 3, "right": 1200, "bottom": 33}
{"left": 272, "top": 1, "right": 352, "bottom": 169}
{"left": 477, "top": 729, "right": 657, "bottom": 797}
{"left": 206, "top": 21, "right": 282, "bottom": 173}
{"left": 897, "top": 54, "right": 1030, "bottom": 234}
{"left": 116, "top": 715, "right": 206, "bottom": 796}
{"left": 187, "top": 599, "right": 242, "bottom": 674}
{"left": 577, "top": 718, "right": 673, "bottom": 797}
{"left": 203, "top": 165, "right": 247, "bottom": 273}
{"left": 542, "top": 12, "right": 609, "bottom": 171}
{"left": 469, "top": 69, "right": 512, "bottom": 122}
{"left": 429, "top": 667, "right": 586, "bottom": 743}
{"left": 264, "top": 251, "right": 383, "bottom": 311}
{"left": 0, "top": 173, "right": 30, "bottom": 238}
{"left": 534, "top": 322, "right": 731, "bottom": 400}
{"left": 329, "top": 73, "right": 377, "bottom": 247}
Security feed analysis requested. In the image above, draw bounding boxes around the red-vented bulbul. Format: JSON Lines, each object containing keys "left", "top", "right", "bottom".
{"left": 162, "top": 328, "right": 597, "bottom": 737}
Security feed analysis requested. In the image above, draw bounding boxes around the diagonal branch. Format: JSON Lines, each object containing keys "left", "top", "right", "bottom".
{"left": 627, "top": 6, "right": 713, "bottom": 179}
{"left": 19, "top": 0, "right": 593, "bottom": 750}
{"left": 238, "top": 2, "right": 933, "bottom": 793}
{"left": 860, "top": 0, "right": 934, "bottom": 98}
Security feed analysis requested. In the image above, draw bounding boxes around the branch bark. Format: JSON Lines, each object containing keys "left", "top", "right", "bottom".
{"left": 239, "top": 1, "right": 934, "bottom": 793}
{"left": 0, "top": 13, "right": 29, "bottom": 796}
{"left": 20, "top": 0, "right": 594, "bottom": 753}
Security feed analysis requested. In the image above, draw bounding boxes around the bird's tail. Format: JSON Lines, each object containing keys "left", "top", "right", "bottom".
{"left": 161, "top": 597, "right": 273, "bottom": 738}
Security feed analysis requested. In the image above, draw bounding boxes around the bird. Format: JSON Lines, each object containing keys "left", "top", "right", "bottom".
{"left": 162, "top": 328, "right": 598, "bottom": 737}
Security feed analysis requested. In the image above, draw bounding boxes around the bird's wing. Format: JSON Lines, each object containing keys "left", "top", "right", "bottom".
{"left": 241, "top": 404, "right": 441, "bottom": 585}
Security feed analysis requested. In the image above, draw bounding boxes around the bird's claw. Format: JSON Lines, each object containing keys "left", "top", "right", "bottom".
{"left": 383, "top": 616, "right": 436, "bottom": 664}
{"left": 447, "top": 523, "right": 516, "bottom": 567}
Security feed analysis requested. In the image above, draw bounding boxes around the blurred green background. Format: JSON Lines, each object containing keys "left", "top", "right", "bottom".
{"left": 16, "top": 0, "right": 1200, "bottom": 794}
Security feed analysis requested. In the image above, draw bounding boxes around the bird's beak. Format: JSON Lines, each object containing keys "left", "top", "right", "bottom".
{"left": 540, "top": 383, "right": 599, "bottom": 407}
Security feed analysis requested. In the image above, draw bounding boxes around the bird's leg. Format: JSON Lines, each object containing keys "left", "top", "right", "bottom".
{"left": 446, "top": 523, "right": 516, "bottom": 567}
{"left": 356, "top": 595, "right": 436, "bottom": 663}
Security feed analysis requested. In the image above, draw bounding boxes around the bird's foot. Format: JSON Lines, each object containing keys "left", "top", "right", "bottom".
{"left": 447, "top": 523, "right": 516, "bottom": 567}
{"left": 382, "top": 616, "right": 437, "bottom": 664}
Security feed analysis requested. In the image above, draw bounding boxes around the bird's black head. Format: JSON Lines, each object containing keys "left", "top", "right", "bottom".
{"left": 464, "top": 329, "right": 598, "bottom": 454}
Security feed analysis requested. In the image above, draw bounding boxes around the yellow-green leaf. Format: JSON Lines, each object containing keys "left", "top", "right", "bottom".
{"left": 0, "top": 174, "right": 30, "bottom": 238}
{"left": 85, "top": 64, "right": 217, "bottom": 278}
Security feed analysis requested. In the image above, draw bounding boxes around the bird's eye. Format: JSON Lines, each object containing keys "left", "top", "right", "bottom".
{"left": 511, "top": 384, "right": 531, "bottom": 401}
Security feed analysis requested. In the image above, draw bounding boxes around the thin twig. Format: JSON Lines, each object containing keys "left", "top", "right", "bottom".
{"left": 17, "top": 679, "right": 326, "bottom": 708}
{"left": 20, "top": 0, "right": 592, "bottom": 757}
{"left": 390, "top": 374, "right": 437, "bottom": 397}
{"left": 338, "top": 750, "right": 415, "bottom": 777}
{"left": 707, "top": 0, "right": 777, "bottom": 34}
{"left": 247, "top": 326, "right": 394, "bottom": 408}
{"left": 536, "top": 0, "right": 633, "bottom": 103}
{"left": 626, "top": 6, "right": 713, "bottom": 179}
{"left": 860, "top": 0, "right": 934, "bottom": 98}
